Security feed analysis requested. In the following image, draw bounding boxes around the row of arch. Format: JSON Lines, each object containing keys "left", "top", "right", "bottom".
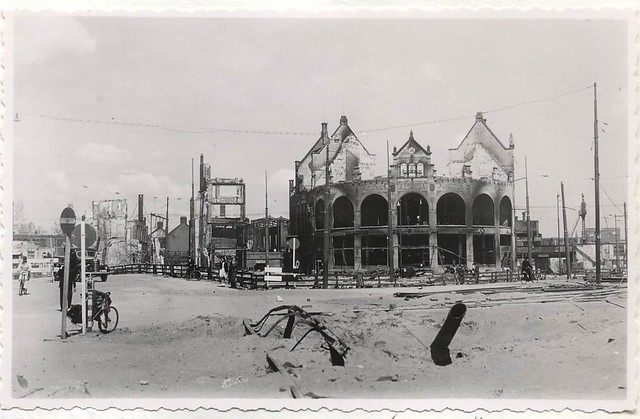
{"left": 315, "top": 193, "right": 513, "bottom": 229}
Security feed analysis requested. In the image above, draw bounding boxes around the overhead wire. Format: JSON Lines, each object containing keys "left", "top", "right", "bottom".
{"left": 17, "top": 84, "right": 594, "bottom": 138}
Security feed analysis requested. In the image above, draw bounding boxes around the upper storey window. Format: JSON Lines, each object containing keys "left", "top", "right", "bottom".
{"left": 400, "top": 163, "right": 408, "bottom": 177}
{"left": 408, "top": 163, "right": 416, "bottom": 178}
{"left": 416, "top": 162, "right": 424, "bottom": 177}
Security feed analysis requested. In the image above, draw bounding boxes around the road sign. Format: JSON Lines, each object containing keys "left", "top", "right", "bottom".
{"left": 287, "top": 237, "right": 300, "bottom": 250}
{"left": 59, "top": 207, "right": 76, "bottom": 236}
{"left": 71, "top": 224, "right": 97, "bottom": 248}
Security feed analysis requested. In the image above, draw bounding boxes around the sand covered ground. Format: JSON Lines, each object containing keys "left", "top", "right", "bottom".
{"left": 10, "top": 273, "right": 629, "bottom": 402}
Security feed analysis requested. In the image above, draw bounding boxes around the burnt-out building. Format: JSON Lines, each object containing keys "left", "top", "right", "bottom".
{"left": 289, "top": 113, "right": 516, "bottom": 274}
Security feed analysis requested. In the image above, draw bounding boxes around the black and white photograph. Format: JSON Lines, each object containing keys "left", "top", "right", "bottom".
{"left": 1, "top": 4, "right": 636, "bottom": 415}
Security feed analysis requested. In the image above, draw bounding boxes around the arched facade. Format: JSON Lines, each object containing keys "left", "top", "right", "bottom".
{"left": 437, "top": 193, "right": 466, "bottom": 225}
{"left": 290, "top": 113, "right": 515, "bottom": 274}
{"left": 472, "top": 194, "right": 495, "bottom": 226}
{"left": 333, "top": 196, "right": 354, "bottom": 228}
{"left": 398, "top": 192, "right": 429, "bottom": 226}
{"left": 361, "top": 194, "right": 388, "bottom": 227}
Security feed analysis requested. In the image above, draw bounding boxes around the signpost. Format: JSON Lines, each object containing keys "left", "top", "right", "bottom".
{"left": 80, "top": 216, "right": 87, "bottom": 335}
{"left": 287, "top": 237, "right": 300, "bottom": 270}
{"left": 71, "top": 223, "right": 97, "bottom": 248}
{"left": 59, "top": 207, "right": 76, "bottom": 340}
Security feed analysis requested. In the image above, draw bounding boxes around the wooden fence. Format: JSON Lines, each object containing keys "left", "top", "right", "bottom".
{"left": 109, "top": 263, "right": 521, "bottom": 289}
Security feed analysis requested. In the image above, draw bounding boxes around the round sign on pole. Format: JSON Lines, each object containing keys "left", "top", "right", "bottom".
{"left": 59, "top": 207, "right": 76, "bottom": 236}
{"left": 71, "top": 224, "right": 97, "bottom": 248}
{"left": 287, "top": 237, "right": 300, "bottom": 250}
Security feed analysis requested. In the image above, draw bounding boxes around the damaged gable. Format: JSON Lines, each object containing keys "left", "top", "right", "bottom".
{"left": 296, "top": 116, "right": 376, "bottom": 189}
{"left": 448, "top": 112, "right": 514, "bottom": 181}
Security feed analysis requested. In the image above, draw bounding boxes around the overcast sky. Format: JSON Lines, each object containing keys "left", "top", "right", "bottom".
{"left": 8, "top": 14, "right": 632, "bottom": 238}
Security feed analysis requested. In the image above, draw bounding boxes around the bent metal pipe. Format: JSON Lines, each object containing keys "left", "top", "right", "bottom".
{"left": 430, "top": 303, "right": 467, "bottom": 366}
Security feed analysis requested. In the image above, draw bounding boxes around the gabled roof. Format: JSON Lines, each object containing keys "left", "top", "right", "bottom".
{"left": 449, "top": 113, "right": 513, "bottom": 170}
{"left": 300, "top": 116, "right": 372, "bottom": 169}
{"left": 394, "top": 130, "right": 431, "bottom": 157}
{"left": 451, "top": 113, "right": 510, "bottom": 152}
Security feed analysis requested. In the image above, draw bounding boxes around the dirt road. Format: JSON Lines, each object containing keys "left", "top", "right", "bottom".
{"left": 10, "top": 274, "right": 628, "bottom": 402}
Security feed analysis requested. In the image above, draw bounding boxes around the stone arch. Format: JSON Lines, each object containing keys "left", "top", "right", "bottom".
{"left": 436, "top": 193, "right": 466, "bottom": 225}
{"left": 333, "top": 196, "right": 354, "bottom": 228}
{"left": 500, "top": 196, "right": 513, "bottom": 227}
{"left": 472, "top": 194, "right": 495, "bottom": 226}
{"left": 315, "top": 199, "right": 325, "bottom": 230}
{"left": 398, "top": 192, "right": 429, "bottom": 226}
{"left": 361, "top": 194, "right": 388, "bottom": 227}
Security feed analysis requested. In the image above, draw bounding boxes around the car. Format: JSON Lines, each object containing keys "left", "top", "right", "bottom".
{"left": 53, "top": 247, "right": 111, "bottom": 282}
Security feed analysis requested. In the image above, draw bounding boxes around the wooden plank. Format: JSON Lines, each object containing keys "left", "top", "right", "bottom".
{"left": 266, "top": 353, "right": 304, "bottom": 399}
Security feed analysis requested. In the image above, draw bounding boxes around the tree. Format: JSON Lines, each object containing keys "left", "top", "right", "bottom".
{"left": 50, "top": 221, "right": 64, "bottom": 236}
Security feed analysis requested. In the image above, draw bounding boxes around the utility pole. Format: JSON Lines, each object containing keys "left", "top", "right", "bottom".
{"left": 561, "top": 182, "right": 571, "bottom": 279}
{"left": 525, "top": 156, "right": 532, "bottom": 263}
{"left": 623, "top": 202, "right": 628, "bottom": 274}
{"left": 189, "top": 159, "right": 195, "bottom": 261}
{"left": 323, "top": 124, "right": 331, "bottom": 289}
{"left": 556, "top": 193, "right": 561, "bottom": 274}
{"left": 264, "top": 171, "right": 269, "bottom": 266}
{"left": 593, "top": 82, "right": 602, "bottom": 285}
{"left": 198, "top": 154, "right": 206, "bottom": 265}
{"left": 386, "top": 141, "right": 395, "bottom": 285}
{"left": 612, "top": 214, "right": 620, "bottom": 271}
{"left": 165, "top": 196, "right": 169, "bottom": 236}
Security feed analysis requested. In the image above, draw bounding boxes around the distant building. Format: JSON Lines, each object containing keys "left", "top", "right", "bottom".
{"left": 166, "top": 216, "right": 190, "bottom": 264}
{"left": 244, "top": 217, "right": 289, "bottom": 269}
{"left": 149, "top": 221, "right": 166, "bottom": 264}
{"left": 584, "top": 227, "right": 621, "bottom": 244}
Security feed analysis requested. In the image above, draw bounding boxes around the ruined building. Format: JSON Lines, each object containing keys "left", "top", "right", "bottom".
{"left": 289, "top": 113, "right": 515, "bottom": 274}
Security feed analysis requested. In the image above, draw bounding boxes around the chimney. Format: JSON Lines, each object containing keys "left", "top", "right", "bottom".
{"left": 340, "top": 115, "right": 348, "bottom": 126}
{"left": 321, "top": 122, "right": 328, "bottom": 145}
{"left": 180, "top": 216, "right": 187, "bottom": 225}
{"left": 522, "top": 211, "right": 526, "bottom": 220}
{"left": 476, "top": 112, "right": 485, "bottom": 123}
{"left": 508, "top": 132, "right": 514, "bottom": 149}
{"left": 138, "top": 194, "right": 144, "bottom": 221}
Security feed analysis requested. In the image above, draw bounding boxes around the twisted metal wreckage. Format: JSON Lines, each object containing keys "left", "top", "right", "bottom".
{"left": 243, "top": 305, "right": 350, "bottom": 366}
{"left": 243, "top": 303, "right": 468, "bottom": 368}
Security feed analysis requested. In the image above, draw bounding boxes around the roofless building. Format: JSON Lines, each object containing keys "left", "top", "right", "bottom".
{"left": 289, "top": 113, "right": 516, "bottom": 274}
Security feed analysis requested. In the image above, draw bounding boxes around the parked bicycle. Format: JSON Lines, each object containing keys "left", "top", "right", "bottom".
{"left": 67, "top": 289, "right": 119, "bottom": 333}
{"left": 185, "top": 259, "right": 202, "bottom": 281}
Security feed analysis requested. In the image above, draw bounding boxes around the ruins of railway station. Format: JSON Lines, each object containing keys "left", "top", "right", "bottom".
{"left": 289, "top": 112, "right": 516, "bottom": 274}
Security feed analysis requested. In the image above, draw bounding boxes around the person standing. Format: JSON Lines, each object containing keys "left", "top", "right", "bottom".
{"left": 220, "top": 257, "right": 227, "bottom": 282}
{"left": 521, "top": 258, "right": 533, "bottom": 282}
{"left": 18, "top": 256, "right": 31, "bottom": 295}
{"left": 228, "top": 258, "right": 237, "bottom": 289}
{"left": 472, "top": 262, "right": 480, "bottom": 284}
{"left": 59, "top": 250, "right": 79, "bottom": 311}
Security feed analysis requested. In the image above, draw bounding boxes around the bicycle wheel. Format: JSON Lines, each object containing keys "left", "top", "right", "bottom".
{"left": 98, "top": 306, "right": 119, "bottom": 333}
{"left": 520, "top": 274, "right": 527, "bottom": 285}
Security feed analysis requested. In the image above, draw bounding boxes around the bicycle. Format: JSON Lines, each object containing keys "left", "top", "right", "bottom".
{"left": 185, "top": 264, "right": 202, "bottom": 281}
{"left": 67, "top": 290, "right": 119, "bottom": 333}
{"left": 520, "top": 269, "right": 539, "bottom": 284}
{"left": 18, "top": 271, "right": 29, "bottom": 296}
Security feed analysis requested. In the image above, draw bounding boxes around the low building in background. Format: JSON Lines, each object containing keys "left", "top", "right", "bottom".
{"left": 166, "top": 216, "right": 190, "bottom": 264}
